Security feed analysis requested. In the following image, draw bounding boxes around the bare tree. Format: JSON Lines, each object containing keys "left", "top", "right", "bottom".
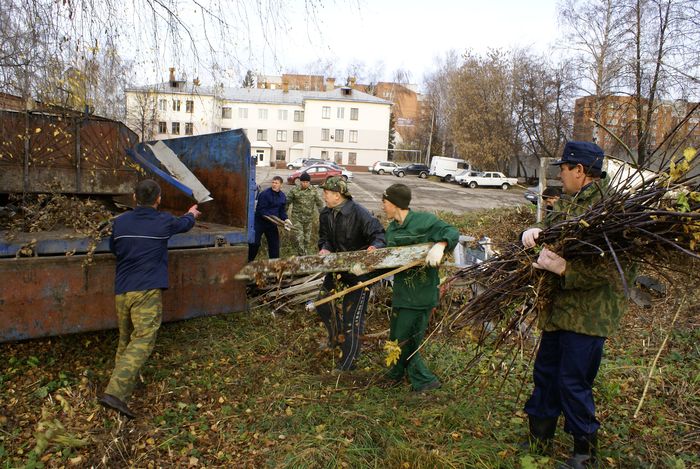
{"left": 421, "top": 51, "right": 460, "bottom": 159}
{"left": 126, "top": 88, "right": 159, "bottom": 141}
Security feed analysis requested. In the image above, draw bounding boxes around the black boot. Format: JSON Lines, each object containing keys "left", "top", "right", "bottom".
{"left": 519, "top": 416, "right": 557, "bottom": 455}
{"left": 558, "top": 432, "right": 597, "bottom": 469}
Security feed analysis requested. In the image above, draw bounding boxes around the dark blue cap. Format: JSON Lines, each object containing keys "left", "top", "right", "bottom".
{"left": 300, "top": 172, "right": 311, "bottom": 182}
{"left": 552, "top": 141, "right": 605, "bottom": 171}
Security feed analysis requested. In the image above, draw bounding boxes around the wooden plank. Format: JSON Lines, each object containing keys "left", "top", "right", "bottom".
{"left": 235, "top": 243, "right": 433, "bottom": 280}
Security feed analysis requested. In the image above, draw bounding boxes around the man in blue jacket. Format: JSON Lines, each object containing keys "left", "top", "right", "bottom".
{"left": 249, "top": 176, "right": 291, "bottom": 261}
{"left": 99, "top": 179, "right": 200, "bottom": 419}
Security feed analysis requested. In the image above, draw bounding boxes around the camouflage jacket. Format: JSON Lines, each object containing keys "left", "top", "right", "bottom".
{"left": 285, "top": 185, "right": 324, "bottom": 222}
{"left": 386, "top": 211, "right": 460, "bottom": 310}
{"left": 537, "top": 180, "right": 635, "bottom": 337}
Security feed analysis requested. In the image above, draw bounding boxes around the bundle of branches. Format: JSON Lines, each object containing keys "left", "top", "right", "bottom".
{"left": 441, "top": 145, "right": 700, "bottom": 358}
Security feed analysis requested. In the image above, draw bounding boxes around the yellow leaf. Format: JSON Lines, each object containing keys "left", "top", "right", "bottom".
{"left": 384, "top": 339, "right": 401, "bottom": 367}
{"left": 146, "top": 437, "right": 155, "bottom": 445}
{"left": 683, "top": 147, "right": 697, "bottom": 163}
{"left": 35, "top": 127, "right": 42, "bottom": 133}
{"left": 578, "top": 219, "right": 590, "bottom": 228}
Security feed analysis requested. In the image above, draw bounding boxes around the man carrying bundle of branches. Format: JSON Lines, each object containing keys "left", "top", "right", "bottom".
{"left": 519, "top": 141, "right": 636, "bottom": 468}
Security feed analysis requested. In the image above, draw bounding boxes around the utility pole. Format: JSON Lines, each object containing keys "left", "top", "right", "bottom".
{"left": 425, "top": 109, "right": 434, "bottom": 166}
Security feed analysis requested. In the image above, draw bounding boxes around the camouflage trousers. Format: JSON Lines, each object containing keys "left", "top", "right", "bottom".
{"left": 292, "top": 217, "right": 315, "bottom": 256}
{"left": 104, "top": 289, "right": 162, "bottom": 402}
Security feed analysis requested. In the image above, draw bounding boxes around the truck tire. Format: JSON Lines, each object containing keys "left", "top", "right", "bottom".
{"left": 501, "top": 183, "right": 510, "bottom": 190}
{"left": 419, "top": 171, "right": 427, "bottom": 178}
{"left": 378, "top": 169, "right": 385, "bottom": 175}
{"left": 469, "top": 181, "right": 478, "bottom": 189}
{"left": 444, "top": 174, "right": 452, "bottom": 182}
{"left": 397, "top": 171, "right": 405, "bottom": 177}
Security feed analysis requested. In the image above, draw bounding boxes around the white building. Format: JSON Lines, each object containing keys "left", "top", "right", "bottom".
{"left": 124, "top": 72, "right": 392, "bottom": 169}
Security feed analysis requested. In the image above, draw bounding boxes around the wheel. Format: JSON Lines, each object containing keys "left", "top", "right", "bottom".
{"left": 378, "top": 169, "right": 385, "bottom": 175}
{"left": 444, "top": 174, "right": 452, "bottom": 182}
{"left": 287, "top": 164, "right": 293, "bottom": 170}
{"left": 469, "top": 181, "right": 478, "bottom": 189}
{"left": 397, "top": 171, "right": 405, "bottom": 177}
{"left": 293, "top": 178, "right": 300, "bottom": 186}
{"left": 419, "top": 171, "right": 427, "bottom": 178}
{"left": 342, "top": 175, "right": 348, "bottom": 181}
{"left": 501, "top": 183, "right": 510, "bottom": 190}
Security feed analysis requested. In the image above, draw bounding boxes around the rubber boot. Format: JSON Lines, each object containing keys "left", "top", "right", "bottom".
{"left": 519, "top": 416, "right": 557, "bottom": 455}
{"left": 558, "top": 432, "right": 597, "bottom": 469}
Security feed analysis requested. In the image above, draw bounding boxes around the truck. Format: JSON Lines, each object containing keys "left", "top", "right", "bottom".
{"left": 429, "top": 156, "right": 470, "bottom": 182}
{"left": 0, "top": 105, "right": 255, "bottom": 342}
{"left": 459, "top": 171, "right": 518, "bottom": 190}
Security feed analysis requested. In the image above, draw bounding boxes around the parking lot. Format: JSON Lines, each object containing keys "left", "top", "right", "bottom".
{"left": 255, "top": 167, "right": 528, "bottom": 214}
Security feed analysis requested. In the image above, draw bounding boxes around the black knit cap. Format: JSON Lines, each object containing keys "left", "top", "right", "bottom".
{"left": 382, "top": 183, "right": 411, "bottom": 209}
{"left": 300, "top": 172, "right": 311, "bottom": 182}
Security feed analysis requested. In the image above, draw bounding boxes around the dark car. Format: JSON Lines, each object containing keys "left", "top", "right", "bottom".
{"left": 392, "top": 163, "right": 430, "bottom": 178}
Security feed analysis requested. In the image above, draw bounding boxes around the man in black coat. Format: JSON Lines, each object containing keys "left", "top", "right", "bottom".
{"left": 316, "top": 176, "right": 386, "bottom": 372}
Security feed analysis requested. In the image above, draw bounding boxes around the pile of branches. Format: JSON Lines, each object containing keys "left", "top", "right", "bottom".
{"left": 441, "top": 145, "right": 700, "bottom": 356}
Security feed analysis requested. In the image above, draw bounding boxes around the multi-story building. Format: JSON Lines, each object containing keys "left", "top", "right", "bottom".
{"left": 125, "top": 69, "right": 392, "bottom": 169}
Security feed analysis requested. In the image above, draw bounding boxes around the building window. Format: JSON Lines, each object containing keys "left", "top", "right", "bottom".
{"left": 238, "top": 108, "right": 248, "bottom": 119}
{"left": 321, "top": 150, "right": 328, "bottom": 159}
{"left": 322, "top": 106, "right": 331, "bottom": 119}
{"left": 185, "top": 122, "right": 193, "bottom": 135}
{"left": 278, "top": 109, "right": 288, "bottom": 120}
{"left": 334, "top": 151, "right": 342, "bottom": 164}
{"left": 337, "top": 107, "right": 344, "bottom": 119}
{"left": 349, "top": 130, "right": 358, "bottom": 143}
{"left": 276, "top": 150, "right": 287, "bottom": 161}
{"left": 258, "top": 109, "right": 268, "bottom": 119}
{"left": 222, "top": 107, "right": 232, "bottom": 119}
{"left": 158, "top": 121, "right": 167, "bottom": 133}
{"left": 276, "top": 130, "right": 287, "bottom": 142}
{"left": 294, "top": 110, "right": 304, "bottom": 122}
{"left": 172, "top": 99, "right": 181, "bottom": 111}
{"left": 186, "top": 100, "right": 194, "bottom": 113}
{"left": 350, "top": 108, "right": 359, "bottom": 120}
{"left": 348, "top": 152, "right": 357, "bottom": 165}
{"left": 172, "top": 122, "right": 180, "bottom": 134}
{"left": 293, "top": 131, "right": 303, "bottom": 143}
{"left": 158, "top": 99, "right": 167, "bottom": 111}
{"left": 257, "top": 129, "right": 267, "bottom": 141}
{"left": 334, "top": 129, "right": 344, "bottom": 142}
{"left": 321, "top": 128, "right": 330, "bottom": 141}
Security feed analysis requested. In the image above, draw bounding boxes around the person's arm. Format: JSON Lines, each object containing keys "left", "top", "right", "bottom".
{"left": 315, "top": 190, "right": 324, "bottom": 212}
{"left": 360, "top": 209, "right": 386, "bottom": 250}
{"left": 318, "top": 210, "right": 332, "bottom": 253}
{"left": 278, "top": 192, "right": 288, "bottom": 221}
{"left": 285, "top": 190, "right": 293, "bottom": 214}
{"left": 170, "top": 205, "right": 199, "bottom": 235}
{"left": 427, "top": 218, "right": 460, "bottom": 251}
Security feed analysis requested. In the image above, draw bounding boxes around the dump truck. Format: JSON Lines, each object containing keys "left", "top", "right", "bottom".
{"left": 0, "top": 106, "right": 255, "bottom": 342}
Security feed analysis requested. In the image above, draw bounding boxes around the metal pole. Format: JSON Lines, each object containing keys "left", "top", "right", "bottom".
{"left": 425, "top": 109, "right": 434, "bottom": 166}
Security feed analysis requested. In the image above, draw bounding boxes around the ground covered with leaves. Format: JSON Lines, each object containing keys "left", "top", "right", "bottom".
{"left": 1, "top": 207, "right": 698, "bottom": 468}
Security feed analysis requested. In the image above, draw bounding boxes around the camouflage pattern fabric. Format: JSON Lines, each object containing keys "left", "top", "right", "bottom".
{"left": 286, "top": 185, "right": 324, "bottom": 255}
{"left": 319, "top": 176, "right": 352, "bottom": 198}
{"left": 105, "top": 289, "right": 162, "bottom": 401}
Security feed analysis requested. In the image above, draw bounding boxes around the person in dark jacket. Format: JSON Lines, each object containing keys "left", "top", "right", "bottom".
{"left": 248, "top": 176, "right": 291, "bottom": 261}
{"left": 316, "top": 176, "right": 386, "bottom": 372}
{"left": 99, "top": 179, "right": 200, "bottom": 419}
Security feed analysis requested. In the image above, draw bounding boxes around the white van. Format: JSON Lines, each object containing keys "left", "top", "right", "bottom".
{"left": 429, "top": 156, "right": 471, "bottom": 182}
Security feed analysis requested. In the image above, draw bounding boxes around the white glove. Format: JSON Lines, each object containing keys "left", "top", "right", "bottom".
{"left": 533, "top": 247, "right": 566, "bottom": 276}
{"left": 521, "top": 228, "right": 542, "bottom": 248}
{"left": 283, "top": 219, "right": 294, "bottom": 231}
{"left": 425, "top": 243, "right": 446, "bottom": 267}
{"left": 349, "top": 263, "right": 367, "bottom": 276}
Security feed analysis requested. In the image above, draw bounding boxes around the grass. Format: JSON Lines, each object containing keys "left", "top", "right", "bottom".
{"left": 1, "top": 207, "right": 698, "bottom": 468}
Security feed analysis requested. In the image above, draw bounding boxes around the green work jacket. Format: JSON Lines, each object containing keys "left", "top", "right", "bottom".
{"left": 285, "top": 185, "right": 324, "bottom": 222}
{"left": 386, "top": 211, "right": 460, "bottom": 310}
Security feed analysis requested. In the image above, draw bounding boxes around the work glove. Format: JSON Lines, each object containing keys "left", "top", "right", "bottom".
{"left": 533, "top": 247, "right": 566, "bottom": 276}
{"left": 521, "top": 228, "right": 542, "bottom": 248}
{"left": 283, "top": 219, "right": 294, "bottom": 231}
{"left": 349, "top": 263, "right": 367, "bottom": 276}
{"left": 425, "top": 243, "right": 446, "bottom": 267}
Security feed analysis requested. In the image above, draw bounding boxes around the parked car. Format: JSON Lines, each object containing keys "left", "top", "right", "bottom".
{"left": 460, "top": 171, "right": 518, "bottom": 190}
{"left": 454, "top": 170, "right": 483, "bottom": 186}
{"left": 286, "top": 165, "right": 342, "bottom": 185}
{"left": 287, "top": 157, "right": 307, "bottom": 170}
{"left": 368, "top": 161, "right": 399, "bottom": 174}
{"left": 322, "top": 162, "right": 353, "bottom": 181}
{"left": 393, "top": 163, "right": 430, "bottom": 178}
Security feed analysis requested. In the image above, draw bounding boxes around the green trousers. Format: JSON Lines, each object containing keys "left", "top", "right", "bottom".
{"left": 292, "top": 216, "right": 314, "bottom": 256}
{"left": 386, "top": 307, "right": 438, "bottom": 391}
{"left": 105, "top": 289, "right": 162, "bottom": 402}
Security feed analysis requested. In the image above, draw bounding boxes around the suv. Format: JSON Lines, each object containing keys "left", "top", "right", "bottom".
{"left": 368, "top": 161, "right": 398, "bottom": 175}
{"left": 393, "top": 163, "right": 430, "bottom": 178}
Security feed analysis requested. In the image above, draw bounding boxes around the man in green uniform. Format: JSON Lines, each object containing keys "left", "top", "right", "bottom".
{"left": 285, "top": 172, "right": 324, "bottom": 255}
{"left": 381, "top": 183, "right": 459, "bottom": 392}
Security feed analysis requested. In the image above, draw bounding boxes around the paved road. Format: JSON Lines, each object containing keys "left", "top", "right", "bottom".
{"left": 255, "top": 167, "right": 528, "bottom": 214}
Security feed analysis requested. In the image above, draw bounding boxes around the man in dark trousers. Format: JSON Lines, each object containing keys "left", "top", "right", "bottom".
{"left": 249, "top": 175, "right": 292, "bottom": 261}
{"left": 316, "top": 176, "right": 385, "bottom": 372}
{"left": 520, "top": 142, "right": 635, "bottom": 468}
{"left": 99, "top": 179, "right": 200, "bottom": 419}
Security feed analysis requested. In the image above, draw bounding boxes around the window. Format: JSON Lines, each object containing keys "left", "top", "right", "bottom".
{"left": 337, "top": 107, "right": 344, "bottom": 119}
{"left": 171, "top": 122, "right": 180, "bottom": 134}
{"left": 172, "top": 99, "right": 181, "bottom": 111}
{"left": 293, "top": 131, "right": 303, "bottom": 143}
{"left": 322, "top": 106, "right": 331, "bottom": 119}
{"left": 221, "top": 127, "right": 231, "bottom": 131}
{"left": 185, "top": 122, "right": 193, "bottom": 135}
{"left": 334, "top": 129, "right": 344, "bottom": 142}
{"left": 158, "top": 121, "right": 167, "bottom": 133}
{"left": 257, "top": 129, "right": 267, "bottom": 141}
{"left": 294, "top": 110, "right": 304, "bottom": 122}
{"left": 186, "top": 100, "right": 194, "bottom": 113}
{"left": 158, "top": 99, "right": 167, "bottom": 111}
{"left": 276, "top": 150, "right": 287, "bottom": 161}
{"left": 276, "top": 130, "right": 287, "bottom": 142}
{"left": 348, "top": 152, "right": 357, "bottom": 165}
{"left": 350, "top": 108, "right": 359, "bottom": 120}
{"left": 278, "top": 109, "right": 288, "bottom": 120}
{"left": 349, "top": 130, "right": 358, "bottom": 143}
{"left": 321, "top": 150, "right": 328, "bottom": 159}
{"left": 334, "top": 151, "right": 343, "bottom": 164}
{"left": 258, "top": 108, "right": 268, "bottom": 119}
{"left": 222, "top": 107, "right": 232, "bottom": 119}
{"left": 321, "top": 128, "right": 330, "bottom": 141}
{"left": 238, "top": 108, "right": 248, "bottom": 119}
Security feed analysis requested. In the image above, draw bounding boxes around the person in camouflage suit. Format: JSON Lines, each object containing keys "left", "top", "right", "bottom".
{"left": 99, "top": 179, "right": 200, "bottom": 419}
{"left": 520, "top": 142, "right": 636, "bottom": 468}
{"left": 285, "top": 172, "right": 324, "bottom": 255}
